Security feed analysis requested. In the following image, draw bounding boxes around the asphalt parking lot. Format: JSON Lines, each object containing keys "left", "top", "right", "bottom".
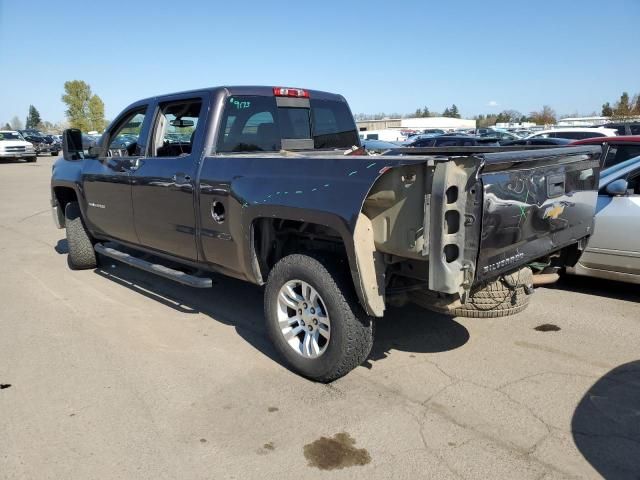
{"left": 1, "top": 155, "right": 638, "bottom": 480}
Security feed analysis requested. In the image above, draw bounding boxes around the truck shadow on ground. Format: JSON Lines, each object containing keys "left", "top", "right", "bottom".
{"left": 79, "top": 248, "right": 468, "bottom": 373}
{"left": 572, "top": 360, "right": 640, "bottom": 479}
{"left": 548, "top": 275, "right": 638, "bottom": 304}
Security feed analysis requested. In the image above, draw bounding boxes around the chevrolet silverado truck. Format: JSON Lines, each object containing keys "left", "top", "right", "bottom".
{"left": 51, "top": 86, "right": 602, "bottom": 381}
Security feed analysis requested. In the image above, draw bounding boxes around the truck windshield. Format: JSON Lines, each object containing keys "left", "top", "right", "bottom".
{"left": 216, "top": 95, "right": 358, "bottom": 153}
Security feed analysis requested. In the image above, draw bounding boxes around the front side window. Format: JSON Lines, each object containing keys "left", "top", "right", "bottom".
{"left": 151, "top": 100, "right": 202, "bottom": 157}
{"left": 108, "top": 107, "right": 148, "bottom": 156}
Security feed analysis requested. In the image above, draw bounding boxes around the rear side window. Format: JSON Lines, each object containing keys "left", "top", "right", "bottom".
{"left": 217, "top": 96, "right": 280, "bottom": 152}
{"left": 310, "top": 99, "right": 359, "bottom": 149}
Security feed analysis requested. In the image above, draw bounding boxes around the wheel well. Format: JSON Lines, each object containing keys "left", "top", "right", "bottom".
{"left": 53, "top": 186, "right": 78, "bottom": 213}
{"left": 251, "top": 218, "right": 347, "bottom": 283}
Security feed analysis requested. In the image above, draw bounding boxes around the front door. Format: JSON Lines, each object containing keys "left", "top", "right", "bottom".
{"left": 82, "top": 106, "right": 150, "bottom": 245}
{"left": 131, "top": 96, "right": 207, "bottom": 261}
{"left": 581, "top": 167, "right": 640, "bottom": 275}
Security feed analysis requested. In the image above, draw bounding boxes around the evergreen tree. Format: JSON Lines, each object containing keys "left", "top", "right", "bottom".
{"left": 25, "top": 105, "right": 42, "bottom": 129}
{"left": 601, "top": 102, "right": 613, "bottom": 117}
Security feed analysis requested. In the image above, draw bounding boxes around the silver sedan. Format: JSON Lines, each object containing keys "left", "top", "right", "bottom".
{"left": 569, "top": 156, "right": 640, "bottom": 283}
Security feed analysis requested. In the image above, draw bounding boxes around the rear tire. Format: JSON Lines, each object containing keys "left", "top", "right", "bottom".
{"left": 264, "top": 254, "right": 373, "bottom": 382}
{"left": 65, "top": 202, "right": 97, "bottom": 270}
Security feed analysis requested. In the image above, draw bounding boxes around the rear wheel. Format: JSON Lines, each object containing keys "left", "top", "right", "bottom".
{"left": 65, "top": 202, "right": 97, "bottom": 270}
{"left": 264, "top": 254, "right": 373, "bottom": 382}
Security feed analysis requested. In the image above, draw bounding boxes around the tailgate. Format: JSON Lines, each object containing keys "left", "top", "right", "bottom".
{"left": 476, "top": 146, "right": 602, "bottom": 281}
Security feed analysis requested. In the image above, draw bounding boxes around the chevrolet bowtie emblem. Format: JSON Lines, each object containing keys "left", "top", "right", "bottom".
{"left": 543, "top": 203, "right": 565, "bottom": 220}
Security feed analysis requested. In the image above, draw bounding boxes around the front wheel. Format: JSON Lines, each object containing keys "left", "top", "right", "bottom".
{"left": 65, "top": 202, "right": 97, "bottom": 270}
{"left": 264, "top": 254, "right": 373, "bottom": 382}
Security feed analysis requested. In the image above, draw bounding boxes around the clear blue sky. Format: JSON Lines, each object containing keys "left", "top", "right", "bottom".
{"left": 1, "top": 0, "right": 639, "bottom": 125}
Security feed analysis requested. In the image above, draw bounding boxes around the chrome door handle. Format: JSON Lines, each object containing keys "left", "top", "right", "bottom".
{"left": 129, "top": 158, "right": 145, "bottom": 171}
{"left": 172, "top": 173, "right": 191, "bottom": 183}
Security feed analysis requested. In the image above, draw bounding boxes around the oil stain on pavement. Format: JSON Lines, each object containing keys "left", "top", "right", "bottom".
{"left": 303, "top": 432, "right": 371, "bottom": 470}
{"left": 534, "top": 324, "right": 561, "bottom": 332}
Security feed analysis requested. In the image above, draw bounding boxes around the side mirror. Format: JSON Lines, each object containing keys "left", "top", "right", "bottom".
{"left": 605, "top": 179, "right": 628, "bottom": 196}
{"left": 62, "top": 129, "right": 84, "bottom": 161}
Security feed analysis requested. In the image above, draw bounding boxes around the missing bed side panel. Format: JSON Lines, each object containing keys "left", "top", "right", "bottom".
{"left": 361, "top": 164, "right": 431, "bottom": 261}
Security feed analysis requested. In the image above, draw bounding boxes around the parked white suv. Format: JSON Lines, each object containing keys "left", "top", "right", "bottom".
{"left": 526, "top": 127, "right": 618, "bottom": 141}
{"left": 0, "top": 130, "right": 37, "bottom": 162}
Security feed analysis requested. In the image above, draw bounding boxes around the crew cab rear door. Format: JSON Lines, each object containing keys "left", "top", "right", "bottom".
{"left": 475, "top": 146, "right": 602, "bottom": 280}
{"left": 130, "top": 93, "right": 210, "bottom": 261}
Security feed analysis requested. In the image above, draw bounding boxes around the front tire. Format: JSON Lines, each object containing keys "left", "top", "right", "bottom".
{"left": 264, "top": 254, "right": 373, "bottom": 382}
{"left": 65, "top": 202, "right": 97, "bottom": 270}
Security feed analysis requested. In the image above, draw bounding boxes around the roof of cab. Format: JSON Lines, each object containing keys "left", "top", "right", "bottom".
{"left": 132, "top": 86, "right": 347, "bottom": 106}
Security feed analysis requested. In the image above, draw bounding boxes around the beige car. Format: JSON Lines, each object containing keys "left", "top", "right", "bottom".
{"left": 569, "top": 156, "right": 640, "bottom": 283}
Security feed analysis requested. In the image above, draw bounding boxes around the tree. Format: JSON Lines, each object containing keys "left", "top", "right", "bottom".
{"left": 3, "top": 122, "right": 12, "bottom": 130}
{"left": 62, "top": 80, "right": 105, "bottom": 131}
{"left": 449, "top": 104, "right": 460, "bottom": 118}
{"left": 612, "top": 92, "right": 633, "bottom": 120}
{"left": 10, "top": 116, "right": 23, "bottom": 130}
{"left": 414, "top": 108, "right": 422, "bottom": 118}
{"left": 422, "top": 106, "right": 430, "bottom": 118}
{"left": 442, "top": 107, "right": 451, "bottom": 117}
{"left": 25, "top": 105, "right": 42, "bottom": 129}
{"left": 88, "top": 95, "right": 107, "bottom": 131}
{"left": 601, "top": 102, "right": 613, "bottom": 117}
{"left": 633, "top": 94, "right": 640, "bottom": 116}
{"left": 529, "top": 105, "right": 556, "bottom": 125}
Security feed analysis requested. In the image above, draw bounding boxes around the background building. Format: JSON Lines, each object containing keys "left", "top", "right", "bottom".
{"left": 356, "top": 116, "right": 476, "bottom": 132}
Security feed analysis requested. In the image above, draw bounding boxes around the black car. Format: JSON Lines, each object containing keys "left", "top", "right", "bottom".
{"left": 501, "top": 138, "right": 572, "bottom": 146}
{"left": 407, "top": 135, "right": 499, "bottom": 147}
{"left": 19, "top": 130, "right": 59, "bottom": 156}
{"left": 596, "top": 122, "right": 640, "bottom": 136}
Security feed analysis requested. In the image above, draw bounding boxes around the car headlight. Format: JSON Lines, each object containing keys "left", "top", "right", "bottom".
{"left": 26, "top": 145, "right": 35, "bottom": 151}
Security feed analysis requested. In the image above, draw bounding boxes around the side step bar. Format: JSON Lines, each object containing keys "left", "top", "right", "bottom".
{"left": 94, "top": 243, "right": 212, "bottom": 288}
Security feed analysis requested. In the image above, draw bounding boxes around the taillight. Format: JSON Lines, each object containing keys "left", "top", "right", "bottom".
{"left": 273, "top": 87, "right": 309, "bottom": 98}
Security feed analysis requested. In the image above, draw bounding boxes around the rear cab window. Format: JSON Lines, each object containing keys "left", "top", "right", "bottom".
{"left": 215, "top": 90, "right": 359, "bottom": 153}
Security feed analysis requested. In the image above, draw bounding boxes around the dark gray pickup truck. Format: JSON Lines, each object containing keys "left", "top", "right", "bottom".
{"left": 51, "top": 86, "right": 601, "bottom": 381}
